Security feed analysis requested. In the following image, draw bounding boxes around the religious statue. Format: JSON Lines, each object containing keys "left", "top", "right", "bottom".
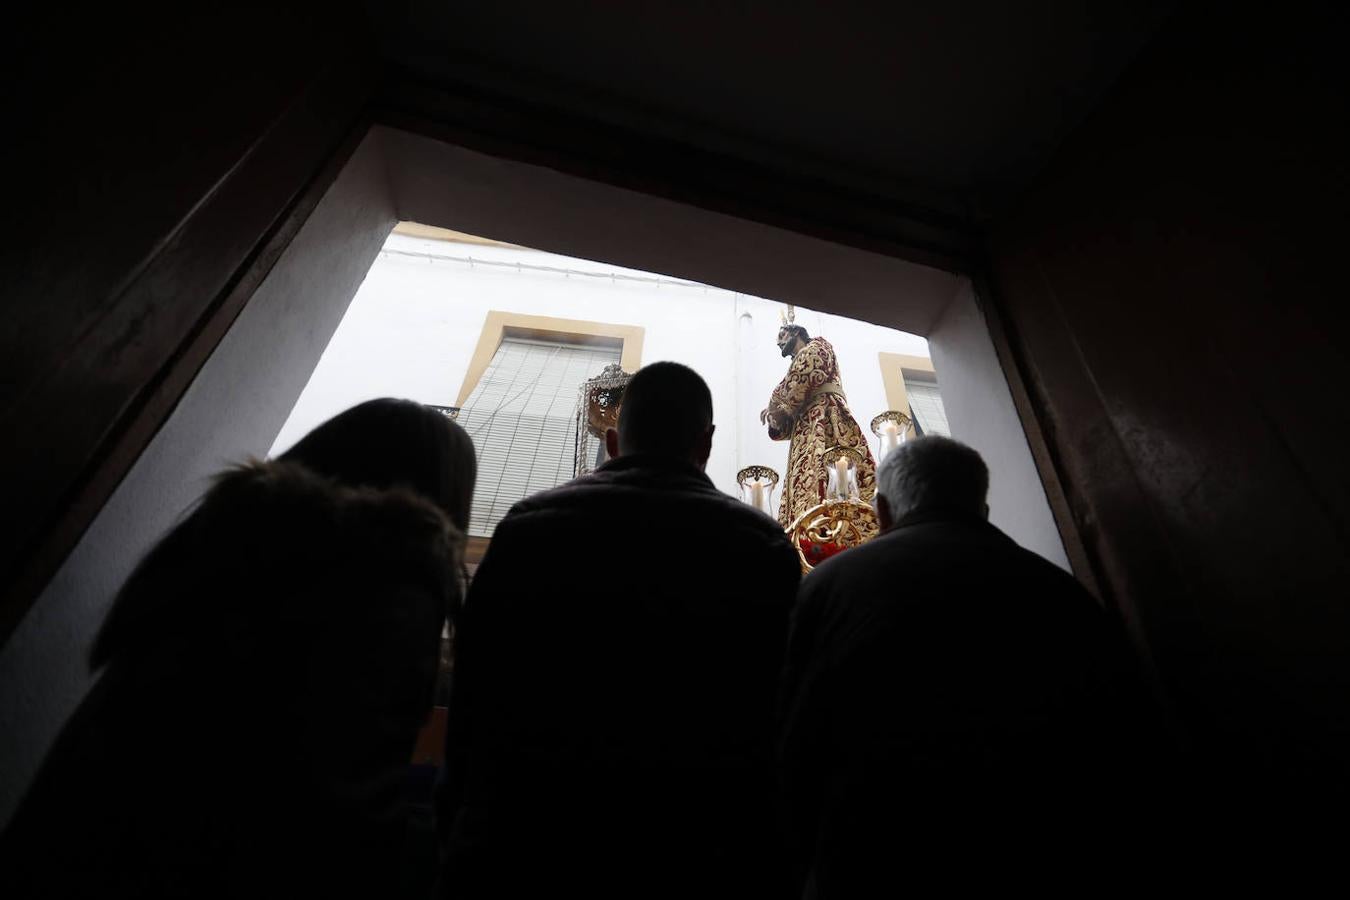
{"left": 760, "top": 309, "right": 877, "bottom": 528}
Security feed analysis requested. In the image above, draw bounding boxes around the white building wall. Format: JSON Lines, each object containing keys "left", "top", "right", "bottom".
{"left": 928, "top": 279, "right": 1071, "bottom": 570}
{"left": 274, "top": 232, "right": 931, "bottom": 508}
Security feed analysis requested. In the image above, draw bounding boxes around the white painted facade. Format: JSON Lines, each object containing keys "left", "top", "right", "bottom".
{"left": 274, "top": 231, "right": 932, "bottom": 512}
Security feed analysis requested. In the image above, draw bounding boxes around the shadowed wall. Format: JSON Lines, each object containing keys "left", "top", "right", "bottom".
{"left": 986, "top": 5, "right": 1349, "bottom": 797}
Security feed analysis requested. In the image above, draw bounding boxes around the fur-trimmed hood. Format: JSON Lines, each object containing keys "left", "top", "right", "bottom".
{"left": 92, "top": 458, "right": 464, "bottom": 669}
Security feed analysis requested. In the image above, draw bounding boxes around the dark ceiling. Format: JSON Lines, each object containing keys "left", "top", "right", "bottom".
{"left": 367, "top": 1, "right": 1177, "bottom": 221}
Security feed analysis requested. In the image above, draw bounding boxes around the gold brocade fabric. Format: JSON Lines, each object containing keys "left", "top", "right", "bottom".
{"left": 768, "top": 337, "right": 877, "bottom": 527}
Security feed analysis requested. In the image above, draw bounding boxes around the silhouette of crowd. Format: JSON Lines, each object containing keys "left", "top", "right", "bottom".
{"left": 0, "top": 362, "right": 1159, "bottom": 899}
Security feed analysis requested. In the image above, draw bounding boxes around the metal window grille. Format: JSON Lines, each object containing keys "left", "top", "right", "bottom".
{"left": 458, "top": 337, "right": 621, "bottom": 537}
{"left": 904, "top": 378, "right": 950, "bottom": 436}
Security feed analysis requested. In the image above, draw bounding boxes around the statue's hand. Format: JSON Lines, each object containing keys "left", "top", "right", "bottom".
{"left": 763, "top": 408, "right": 788, "bottom": 432}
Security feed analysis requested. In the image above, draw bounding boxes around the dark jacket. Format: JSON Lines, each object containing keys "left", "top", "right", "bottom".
{"left": 780, "top": 510, "right": 1159, "bottom": 896}
{"left": 440, "top": 454, "right": 801, "bottom": 898}
{"left": 1, "top": 461, "right": 458, "bottom": 899}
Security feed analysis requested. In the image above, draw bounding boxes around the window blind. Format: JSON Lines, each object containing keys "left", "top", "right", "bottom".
{"left": 905, "top": 378, "right": 950, "bottom": 437}
{"left": 458, "top": 337, "right": 621, "bottom": 537}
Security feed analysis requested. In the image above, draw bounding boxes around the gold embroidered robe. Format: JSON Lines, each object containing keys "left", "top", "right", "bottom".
{"left": 767, "top": 337, "right": 876, "bottom": 527}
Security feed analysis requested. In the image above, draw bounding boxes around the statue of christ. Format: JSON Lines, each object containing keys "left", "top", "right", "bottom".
{"left": 760, "top": 321, "right": 877, "bottom": 528}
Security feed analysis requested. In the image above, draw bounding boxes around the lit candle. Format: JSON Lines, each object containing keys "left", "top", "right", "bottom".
{"left": 834, "top": 456, "right": 849, "bottom": 499}
{"left": 749, "top": 479, "right": 766, "bottom": 511}
{"left": 880, "top": 419, "right": 900, "bottom": 459}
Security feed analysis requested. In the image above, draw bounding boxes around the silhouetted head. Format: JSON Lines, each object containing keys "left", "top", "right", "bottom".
{"left": 776, "top": 324, "right": 810, "bottom": 358}
{"left": 91, "top": 399, "right": 476, "bottom": 671}
{"left": 605, "top": 362, "right": 715, "bottom": 469}
{"left": 874, "top": 435, "right": 989, "bottom": 530}
{"left": 282, "top": 398, "right": 476, "bottom": 532}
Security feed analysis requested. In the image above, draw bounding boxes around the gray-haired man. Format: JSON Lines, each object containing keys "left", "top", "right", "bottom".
{"left": 779, "top": 436, "right": 1157, "bottom": 896}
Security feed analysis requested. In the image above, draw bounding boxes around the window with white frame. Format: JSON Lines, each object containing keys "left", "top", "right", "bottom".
{"left": 458, "top": 336, "right": 621, "bottom": 537}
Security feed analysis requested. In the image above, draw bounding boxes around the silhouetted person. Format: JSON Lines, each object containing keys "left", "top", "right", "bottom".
{"left": 439, "top": 362, "right": 801, "bottom": 899}
{"left": 780, "top": 436, "right": 1158, "bottom": 896}
{"left": 0, "top": 399, "right": 476, "bottom": 899}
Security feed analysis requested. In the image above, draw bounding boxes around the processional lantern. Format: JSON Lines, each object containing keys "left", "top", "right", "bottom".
{"left": 737, "top": 466, "right": 780, "bottom": 517}
{"left": 573, "top": 364, "right": 632, "bottom": 477}
{"left": 822, "top": 446, "right": 864, "bottom": 501}
{"left": 870, "top": 410, "right": 912, "bottom": 465}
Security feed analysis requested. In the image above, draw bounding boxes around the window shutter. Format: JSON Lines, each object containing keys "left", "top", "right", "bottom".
{"left": 458, "top": 338, "right": 621, "bottom": 537}
{"left": 904, "top": 379, "right": 950, "bottom": 436}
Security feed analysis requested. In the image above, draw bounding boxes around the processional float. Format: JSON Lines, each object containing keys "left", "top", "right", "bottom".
{"left": 744, "top": 306, "right": 915, "bottom": 572}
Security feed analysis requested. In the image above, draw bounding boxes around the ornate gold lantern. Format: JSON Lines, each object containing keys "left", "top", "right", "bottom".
{"left": 737, "top": 465, "right": 780, "bottom": 517}
{"left": 870, "top": 410, "right": 912, "bottom": 465}
{"left": 573, "top": 364, "right": 632, "bottom": 476}
{"left": 821, "top": 445, "right": 866, "bottom": 501}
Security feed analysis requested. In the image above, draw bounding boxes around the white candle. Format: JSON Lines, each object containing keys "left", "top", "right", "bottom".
{"left": 834, "top": 457, "right": 849, "bottom": 499}
{"left": 880, "top": 419, "right": 900, "bottom": 459}
{"left": 749, "top": 480, "right": 766, "bottom": 511}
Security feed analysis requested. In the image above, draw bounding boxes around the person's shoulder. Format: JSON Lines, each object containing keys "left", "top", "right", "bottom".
{"left": 722, "top": 495, "right": 792, "bottom": 538}
{"left": 501, "top": 467, "right": 734, "bottom": 519}
{"left": 494, "top": 470, "right": 610, "bottom": 522}
{"left": 670, "top": 488, "right": 801, "bottom": 589}
{"left": 474, "top": 473, "right": 620, "bottom": 558}
{"left": 941, "top": 520, "right": 1100, "bottom": 608}
{"left": 507, "top": 471, "right": 792, "bottom": 551}
{"left": 704, "top": 499, "right": 802, "bottom": 580}
{"left": 1004, "top": 537, "right": 1096, "bottom": 602}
